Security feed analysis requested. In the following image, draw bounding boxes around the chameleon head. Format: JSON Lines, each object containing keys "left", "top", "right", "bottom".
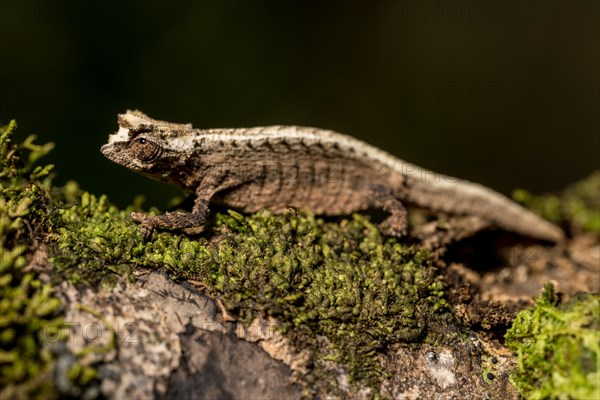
{"left": 100, "top": 110, "right": 192, "bottom": 183}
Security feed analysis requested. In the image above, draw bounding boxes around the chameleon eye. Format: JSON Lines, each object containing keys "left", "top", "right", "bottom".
{"left": 133, "top": 138, "right": 162, "bottom": 162}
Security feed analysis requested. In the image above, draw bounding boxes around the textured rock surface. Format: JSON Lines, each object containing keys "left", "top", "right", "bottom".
{"left": 54, "top": 271, "right": 301, "bottom": 399}
{"left": 50, "top": 268, "right": 521, "bottom": 400}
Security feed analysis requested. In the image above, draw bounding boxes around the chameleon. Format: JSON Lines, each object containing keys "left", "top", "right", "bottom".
{"left": 100, "top": 110, "right": 564, "bottom": 243}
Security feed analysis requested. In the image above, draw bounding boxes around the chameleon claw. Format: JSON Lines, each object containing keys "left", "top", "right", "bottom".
{"left": 131, "top": 212, "right": 156, "bottom": 241}
{"left": 130, "top": 211, "right": 145, "bottom": 223}
{"left": 377, "top": 220, "right": 407, "bottom": 238}
{"left": 140, "top": 223, "right": 155, "bottom": 241}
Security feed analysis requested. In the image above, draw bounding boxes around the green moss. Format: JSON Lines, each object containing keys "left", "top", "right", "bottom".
{"left": 50, "top": 184, "right": 143, "bottom": 287}
{"left": 505, "top": 284, "right": 600, "bottom": 400}
{"left": 209, "top": 211, "right": 449, "bottom": 386}
{"left": 513, "top": 171, "right": 600, "bottom": 233}
{"left": 0, "top": 120, "right": 63, "bottom": 399}
{"left": 51, "top": 187, "right": 450, "bottom": 389}
{"left": 0, "top": 121, "right": 104, "bottom": 399}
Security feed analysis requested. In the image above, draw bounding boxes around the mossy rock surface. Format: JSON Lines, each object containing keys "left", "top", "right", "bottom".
{"left": 1, "top": 119, "right": 598, "bottom": 399}
{"left": 506, "top": 284, "right": 599, "bottom": 400}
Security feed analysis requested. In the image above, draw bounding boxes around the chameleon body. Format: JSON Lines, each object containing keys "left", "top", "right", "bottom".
{"left": 100, "top": 110, "right": 564, "bottom": 242}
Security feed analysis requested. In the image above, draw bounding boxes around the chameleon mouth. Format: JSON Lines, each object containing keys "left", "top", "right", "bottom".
{"left": 100, "top": 143, "right": 116, "bottom": 159}
{"left": 100, "top": 141, "right": 126, "bottom": 161}
{"left": 101, "top": 126, "right": 132, "bottom": 160}
{"left": 100, "top": 144, "right": 110, "bottom": 156}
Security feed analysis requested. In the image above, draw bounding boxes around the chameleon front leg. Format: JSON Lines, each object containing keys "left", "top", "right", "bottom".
{"left": 131, "top": 170, "right": 246, "bottom": 240}
{"left": 131, "top": 198, "right": 210, "bottom": 241}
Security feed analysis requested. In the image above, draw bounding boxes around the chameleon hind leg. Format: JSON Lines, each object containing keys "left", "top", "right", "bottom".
{"left": 366, "top": 186, "right": 408, "bottom": 238}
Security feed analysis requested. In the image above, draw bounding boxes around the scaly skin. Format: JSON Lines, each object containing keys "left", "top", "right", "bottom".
{"left": 101, "top": 110, "right": 564, "bottom": 242}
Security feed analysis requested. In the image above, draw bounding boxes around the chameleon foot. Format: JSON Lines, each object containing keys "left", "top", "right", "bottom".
{"left": 130, "top": 210, "right": 208, "bottom": 241}
{"left": 374, "top": 194, "right": 408, "bottom": 238}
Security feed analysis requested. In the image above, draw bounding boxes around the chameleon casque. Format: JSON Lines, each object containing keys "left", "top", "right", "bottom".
{"left": 101, "top": 110, "right": 564, "bottom": 242}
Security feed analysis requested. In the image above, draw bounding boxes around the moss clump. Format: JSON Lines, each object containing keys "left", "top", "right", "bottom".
{"left": 0, "top": 121, "right": 64, "bottom": 400}
{"left": 505, "top": 284, "right": 600, "bottom": 400}
{"left": 513, "top": 171, "right": 600, "bottom": 233}
{"left": 52, "top": 189, "right": 449, "bottom": 390}
{"left": 211, "top": 211, "right": 448, "bottom": 387}
{"left": 50, "top": 183, "right": 144, "bottom": 287}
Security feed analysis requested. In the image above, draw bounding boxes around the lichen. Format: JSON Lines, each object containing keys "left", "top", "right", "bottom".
{"left": 513, "top": 171, "right": 600, "bottom": 234}
{"left": 505, "top": 283, "right": 600, "bottom": 400}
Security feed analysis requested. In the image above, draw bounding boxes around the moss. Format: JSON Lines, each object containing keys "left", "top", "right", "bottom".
{"left": 51, "top": 188, "right": 450, "bottom": 390}
{"left": 0, "top": 121, "right": 105, "bottom": 399}
{"left": 0, "top": 120, "right": 64, "bottom": 399}
{"left": 505, "top": 283, "right": 600, "bottom": 400}
{"left": 50, "top": 183, "right": 143, "bottom": 287}
{"left": 513, "top": 171, "right": 600, "bottom": 233}
{"left": 208, "top": 210, "right": 450, "bottom": 387}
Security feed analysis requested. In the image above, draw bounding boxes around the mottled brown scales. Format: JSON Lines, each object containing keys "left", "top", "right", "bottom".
{"left": 101, "top": 110, "right": 564, "bottom": 242}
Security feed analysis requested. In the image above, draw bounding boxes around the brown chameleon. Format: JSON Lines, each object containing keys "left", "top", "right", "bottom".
{"left": 101, "top": 110, "right": 564, "bottom": 242}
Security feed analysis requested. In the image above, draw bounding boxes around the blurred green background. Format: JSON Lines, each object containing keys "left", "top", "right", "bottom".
{"left": 0, "top": 0, "right": 598, "bottom": 209}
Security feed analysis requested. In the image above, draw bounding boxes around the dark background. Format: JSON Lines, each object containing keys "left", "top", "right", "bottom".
{"left": 1, "top": 0, "right": 598, "bottom": 209}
